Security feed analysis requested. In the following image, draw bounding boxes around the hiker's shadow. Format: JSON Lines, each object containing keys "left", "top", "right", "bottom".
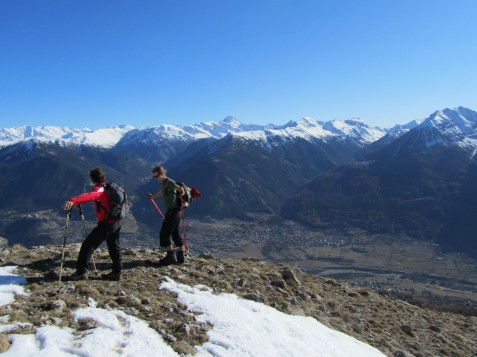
{"left": 0, "top": 273, "right": 27, "bottom": 286}
{"left": 123, "top": 260, "right": 163, "bottom": 269}
{"left": 19, "top": 257, "right": 161, "bottom": 283}
{"left": 23, "top": 257, "right": 66, "bottom": 272}
{"left": 19, "top": 257, "right": 76, "bottom": 283}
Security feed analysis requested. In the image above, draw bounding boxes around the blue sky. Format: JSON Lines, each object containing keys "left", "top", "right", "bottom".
{"left": 1, "top": 0, "right": 476, "bottom": 129}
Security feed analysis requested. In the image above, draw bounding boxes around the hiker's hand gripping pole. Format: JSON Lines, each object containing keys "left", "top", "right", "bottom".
{"left": 148, "top": 194, "right": 165, "bottom": 219}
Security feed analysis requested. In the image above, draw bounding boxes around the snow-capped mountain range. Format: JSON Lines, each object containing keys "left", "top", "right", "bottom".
{"left": 0, "top": 115, "right": 386, "bottom": 149}
{"left": 0, "top": 125, "right": 135, "bottom": 148}
{"left": 1, "top": 107, "right": 476, "bottom": 152}
{"left": 2, "top": 106, "right": 477, "bottom": 258}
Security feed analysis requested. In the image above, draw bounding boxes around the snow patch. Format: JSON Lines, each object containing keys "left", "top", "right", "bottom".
{"left": 0, "top": 266, "right": 386, "bottom": 357}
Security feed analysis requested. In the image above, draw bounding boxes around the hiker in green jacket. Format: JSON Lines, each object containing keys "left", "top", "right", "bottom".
{"left": 148, "top": 165, "right": 186, "bottom": 266}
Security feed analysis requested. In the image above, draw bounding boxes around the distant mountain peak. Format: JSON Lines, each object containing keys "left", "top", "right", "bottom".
{"left": 323, "top": 118, "right": 386, "bottom": 144}
{"left": 344, "top": 117, "right": 366, "bottom": 125}
{"left": 386, "top": 107, "right": 477, "bottom": 153}
{"left": 421, "top": 107, "right": 477, "bottom": 138}
{"left": 295, "top": 117, "right": 319, "bottom": 128}
{"left": 221, "top": 116, "right": 242, "bottom": 127}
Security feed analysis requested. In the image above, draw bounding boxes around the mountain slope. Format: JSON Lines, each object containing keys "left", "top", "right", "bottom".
{"left": 0, "top": 244, "right": 475, "bottom": 356}
{"left": 1, "top": 107, "right": 477, "bottom": 255}
{"left": 0, "top": 140, "right": 150, "bottom": 246}
{"left": 159, "top": 132, "right": 364, "bottom": 219}
{"left": 283, "top": 107, "right": 477, "bottom": 256}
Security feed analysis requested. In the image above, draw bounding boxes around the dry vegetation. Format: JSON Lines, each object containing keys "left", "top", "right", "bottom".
{"left": 0, "top": 244, "right": 476, "bottom": 356}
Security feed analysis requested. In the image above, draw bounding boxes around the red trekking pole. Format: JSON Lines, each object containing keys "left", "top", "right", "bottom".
{"left": 148, "top": 196, "right": 165, "bottom": 219}
{"left": 179, "top": 195, "right": 189, "bottom": 255}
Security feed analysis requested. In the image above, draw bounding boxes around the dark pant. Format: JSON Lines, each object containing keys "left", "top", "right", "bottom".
{"left": 159, "top": 209, "right": 183, "bottom": 248}
{"left": 76, "top": 222, "right": 122, "bottom": 274}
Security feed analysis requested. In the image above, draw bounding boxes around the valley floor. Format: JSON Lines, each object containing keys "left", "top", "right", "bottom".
{"left": 3, "top": 210, "right": 477, "bottom": 316}
{"left": 182, "top": 217, "right": 477, "bottom": 317}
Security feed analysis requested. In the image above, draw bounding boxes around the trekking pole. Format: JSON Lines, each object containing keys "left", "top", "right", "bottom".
{"left": 148, "top": 196, "right": 165, "bottom": 219}
{"left": 78, "top": 204, "right": 98, "bottom": 275}
{"left": 180, "top": 196, "right": 189, "bottom": 255}
{"left": 59, "top": 209, "right": 72, "bottom": 285}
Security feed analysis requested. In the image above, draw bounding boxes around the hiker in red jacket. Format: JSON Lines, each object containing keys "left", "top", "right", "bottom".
{"left": 62, "top": 167, "right": 123, "bottom": 281}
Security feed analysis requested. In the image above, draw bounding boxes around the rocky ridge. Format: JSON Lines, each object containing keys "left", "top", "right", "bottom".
{"left": 0, "top": 244, "right": 476, "bottom": 356}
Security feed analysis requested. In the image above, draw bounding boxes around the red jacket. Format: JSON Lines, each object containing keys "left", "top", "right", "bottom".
{"left": 69, "top": 182, "right": 116, "bottom": 224}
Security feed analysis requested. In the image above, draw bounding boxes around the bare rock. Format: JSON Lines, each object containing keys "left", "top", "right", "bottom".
{"left": 237, "top": 278, "right": 246, "bottom": 288}
{"left": 271, "top": 280, "right": 287, "bottom": 289}
{"left": 281, "top": 269, "right": 300, "bottom": 285}
{"left": 176, "top": 323, "right": 191, "bottom": 336}
{"left": 243, "top": 293, "right": 264, "bottom": 303}
{"left": 49, "top": 299, "right": 67, "bottom": 311}
{"left": 400, "top": 325, "right": 414, "bottom": 337}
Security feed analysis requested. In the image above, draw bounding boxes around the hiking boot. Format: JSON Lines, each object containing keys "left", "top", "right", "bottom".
{"left": 159, "top": 250, "right": 177, "bottom": 266}
{"left": 69, "top": 271, "right": 88, "bottom": 281}
{"left": 101, "top": 271, "right": 121, "bottom": 281}
{"left": 176, "top": 250, "right": 186, "bottom": 264}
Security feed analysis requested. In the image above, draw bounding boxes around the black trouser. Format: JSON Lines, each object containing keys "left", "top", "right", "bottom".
{"left": 159, "top": 209, "right": 183, "bottom": 248}
{"left": 76, "top": 221, "right": 122, "bottom": 274}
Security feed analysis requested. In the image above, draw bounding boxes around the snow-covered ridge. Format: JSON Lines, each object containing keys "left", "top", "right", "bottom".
{"left": 0, "top": 125, "right": 134, "bottom": 148}
{"left": 0, "top": 116, "right": 387, "bottom": 149}
{"left": 322, "top": 117, "right": 385, "bottom": 144}
{"left": 117, "top": 117, "right": 269, "bottom": 147}
{"left": 104, "top": 116, "right": 388, "bottom": 149}
{"left": 413, "top": 107, "right": 477, "bottom": 149}
{"left": 422, "top": 107, "right": 477, "bottom": 135}
{"left": 2, "top": 107, "right": 475, "bottom": 149}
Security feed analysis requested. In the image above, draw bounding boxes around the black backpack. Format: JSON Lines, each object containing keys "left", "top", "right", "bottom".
{"left": 176, "top": 182, "right": 201, "bottom": 208}
{"left": 102, "top": 182, "right": 128, "bottom": 220}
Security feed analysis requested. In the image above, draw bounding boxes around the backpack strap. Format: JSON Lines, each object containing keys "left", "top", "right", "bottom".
{"left": 95, "top": 184, "right": 111, "bottom": 223}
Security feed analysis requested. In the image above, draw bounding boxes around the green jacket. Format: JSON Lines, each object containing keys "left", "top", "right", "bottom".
{"left": 162, "top": 177, "right": 179, "bottom": 210}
